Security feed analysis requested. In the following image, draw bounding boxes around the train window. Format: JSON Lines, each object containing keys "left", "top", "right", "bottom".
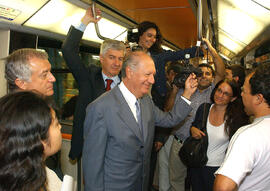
{"left": 37, "top": 46, "right": 100, "bottom": 116}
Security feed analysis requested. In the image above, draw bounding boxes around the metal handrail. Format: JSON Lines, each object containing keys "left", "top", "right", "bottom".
{"left": 91, "top": 2, "right": 109, "bottom": 40}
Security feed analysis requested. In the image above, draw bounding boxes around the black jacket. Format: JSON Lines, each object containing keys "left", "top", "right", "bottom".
{"left": 62, "top": 26, "right": 112, "bottom": 159}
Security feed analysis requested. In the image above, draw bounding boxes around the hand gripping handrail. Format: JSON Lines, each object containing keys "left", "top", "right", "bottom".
{"left": 91, "top": 2, "right": 109, "bottom": 40}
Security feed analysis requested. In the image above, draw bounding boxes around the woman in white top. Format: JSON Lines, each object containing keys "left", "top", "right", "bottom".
{"left": 0, "top": 91, "right": 62, "bottom": 191}
{"left": 189, "top": 79, "right": 250, "bottom": 191}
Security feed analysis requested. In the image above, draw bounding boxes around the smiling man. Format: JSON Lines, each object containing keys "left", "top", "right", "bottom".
{"left": 4, "top": 48, "right": 56, "bottom": 96}
{"left": 82, "top": 51, "right": 198, "bottom": 191}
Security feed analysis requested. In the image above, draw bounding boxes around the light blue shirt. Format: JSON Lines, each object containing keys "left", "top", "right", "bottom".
{"left": 74, "top": 22, "right": 87, "bottom": 32}
{"left": 102, "top": 72, "right": 120, "bottom": 89}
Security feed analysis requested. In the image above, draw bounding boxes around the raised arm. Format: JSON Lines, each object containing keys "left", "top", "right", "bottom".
{"left": 61, "top": 6, "right": 101, "bottom": 87}
{"left": 61, "top": 6, "right": 101, "bottom": 160}
{"left": 202, "top": 38, "right": 225, "bottom": 84}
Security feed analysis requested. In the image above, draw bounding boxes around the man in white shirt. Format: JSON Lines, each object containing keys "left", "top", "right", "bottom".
{"left": 82, "top": 51, "right": 198, "bottom": 191}
{"left": 214, "top": 62, "right": 270, "bottom": 191}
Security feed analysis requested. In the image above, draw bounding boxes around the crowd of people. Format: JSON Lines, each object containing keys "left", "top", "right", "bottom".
{"left": 0, "top": 5, "right": 270, "bottom": 191}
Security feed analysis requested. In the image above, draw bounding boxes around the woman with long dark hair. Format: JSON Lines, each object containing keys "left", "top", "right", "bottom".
{"left": 189, "top": 79, "right": 250, "bottom": 191}
{"left": 135, "top": 21, "right": 163, "bottom": 54}
{"left": 0, "top": 91, "right": 62, "bottom": 191}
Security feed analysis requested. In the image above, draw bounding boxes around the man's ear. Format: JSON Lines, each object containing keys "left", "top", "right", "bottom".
{"left": 126, "top": 66, "right": 133, "bottom": 79}
{"left": 15, "top": 78, "right": 27, "bottom": 90}
{"left": 255, "top": 93, "right": 264, "bottom": 105}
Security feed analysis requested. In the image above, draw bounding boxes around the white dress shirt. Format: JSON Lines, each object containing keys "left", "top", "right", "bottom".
{"left": 119, "top": 82, "right": 139, "bottom": 122}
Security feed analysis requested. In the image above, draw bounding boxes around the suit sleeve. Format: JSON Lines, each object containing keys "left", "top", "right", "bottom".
{"left": 153, "top": 96, "right": 192, "bottom": 127}
{"left": 83, "top": 102, "right": 108, "bottom": 191}
{"left": 62, "top": 26, "right": 92, "bottom": 90}
{"left": 62, "top": 26, "right": 94, "bottom": 160}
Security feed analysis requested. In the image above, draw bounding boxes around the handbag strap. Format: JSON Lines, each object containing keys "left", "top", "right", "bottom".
{"left": 201, "top": 103, "right": 208, "bottom": 132}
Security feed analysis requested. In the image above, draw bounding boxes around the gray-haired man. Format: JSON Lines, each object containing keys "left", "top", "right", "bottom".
{"left": 4, "top": 48, "right": 56, "bottom": 96}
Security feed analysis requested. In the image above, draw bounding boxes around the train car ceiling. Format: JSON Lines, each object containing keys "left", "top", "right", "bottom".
{"left": 217, "top": 0, "right": 270, "bottom": 60}
{"left": 95, "top": 0, "right": 198, "bottom": 50}
{"left": 0, "top": 0, "right": 269, "bottom": 60}
{"left": 0, "top": 0, "right": 129, "bottom": 47}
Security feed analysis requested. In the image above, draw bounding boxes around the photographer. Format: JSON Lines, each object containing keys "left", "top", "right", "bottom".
{"left": 158, "top": 38, "right": 225, "bottom": 191}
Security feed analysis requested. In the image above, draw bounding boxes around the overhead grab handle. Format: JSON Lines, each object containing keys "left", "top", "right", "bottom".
{"left": 91, "top": 2, "right": 109, "bottom": 40}
{"left": 197, "top": 0, "right": 202, "bottom": 41}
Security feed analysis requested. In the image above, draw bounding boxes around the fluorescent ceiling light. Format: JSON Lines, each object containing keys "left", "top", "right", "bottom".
{"left": 254, "top": 0, "right": 270, "bottom": 9}
{"left": 24, "top": 0, "right": 127, "bottom": 43}
{"left": 218, "top": 0, "right": 270, "bottom": 55}
{"left": 233, "top": 0, "right": 270, "bottom": 24}
{"left": 219, "top": 30, "right": 245, "bottom": 54}
{"left": 0, "top": 0, "right": 48, "bottom": 24}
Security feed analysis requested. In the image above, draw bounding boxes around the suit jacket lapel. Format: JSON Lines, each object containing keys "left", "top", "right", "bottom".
{"left": 113, "top": 87, "right": 144, "bottom": 143}
{"left": 95, "top": 69, "right": 106, "bottom": 92}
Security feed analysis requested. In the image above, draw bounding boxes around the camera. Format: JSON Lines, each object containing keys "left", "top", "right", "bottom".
{"left": 126, "top": 42, "right": 143, "bottom": 51}
{"left": 172, "top": 54, "right": 202, "bottom": 89}
{"left": 127, "top": 28, "right": 139, "bottom": 43}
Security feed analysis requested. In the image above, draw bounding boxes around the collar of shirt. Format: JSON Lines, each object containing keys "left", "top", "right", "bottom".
{"left": 254, "top": 114, "right": 270, "bottom": 122}
{"left": 119, "top": 82, "right": 138, "bottom": 121}
{"left": 102, "top": 72, "right": 120, "bottom": 89}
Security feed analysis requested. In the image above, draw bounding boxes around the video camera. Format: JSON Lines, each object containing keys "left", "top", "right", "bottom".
{"left": 127, "top": 28, "right": 139, "bottom": 43}
{"left": 172, "top": 54, "right": 202, "bottom": 89}
{"left": 126, "top": 28, "right": 144, "bottom": 51}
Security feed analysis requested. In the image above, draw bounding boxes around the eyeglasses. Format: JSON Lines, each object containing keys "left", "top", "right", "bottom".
{"left": 216, "top": 88, "right": 232, "bottom": 97}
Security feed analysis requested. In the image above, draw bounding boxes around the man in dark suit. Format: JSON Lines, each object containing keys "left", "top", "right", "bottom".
{"left": 82, "top": 51, "right": 198, "bottom": 191}
{"left": 61, "top": 7, "right": 126, "bottom": 160}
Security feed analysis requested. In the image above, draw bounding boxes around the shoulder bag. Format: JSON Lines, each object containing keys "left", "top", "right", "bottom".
{"left": 178, "top": 103, "right": 210, "bottom": 168}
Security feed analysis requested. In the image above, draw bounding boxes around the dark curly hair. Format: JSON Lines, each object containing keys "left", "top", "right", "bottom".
{"left": 136, "top": 21, "right": 163, "bottom": 54}
{"left": 0, "top": 91, "right": 52, "bottom": 191}
{"left": 250, "top": 62, "right": 270, "bottom": 106}
{"left": 199, "top": 63, "right": 215, "bottom": 76}
{"left": 211, "top": 79, "right": 250, "bottom": 138}
{"left": 227, "top": 64, "right": 246, "bottom": 87}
